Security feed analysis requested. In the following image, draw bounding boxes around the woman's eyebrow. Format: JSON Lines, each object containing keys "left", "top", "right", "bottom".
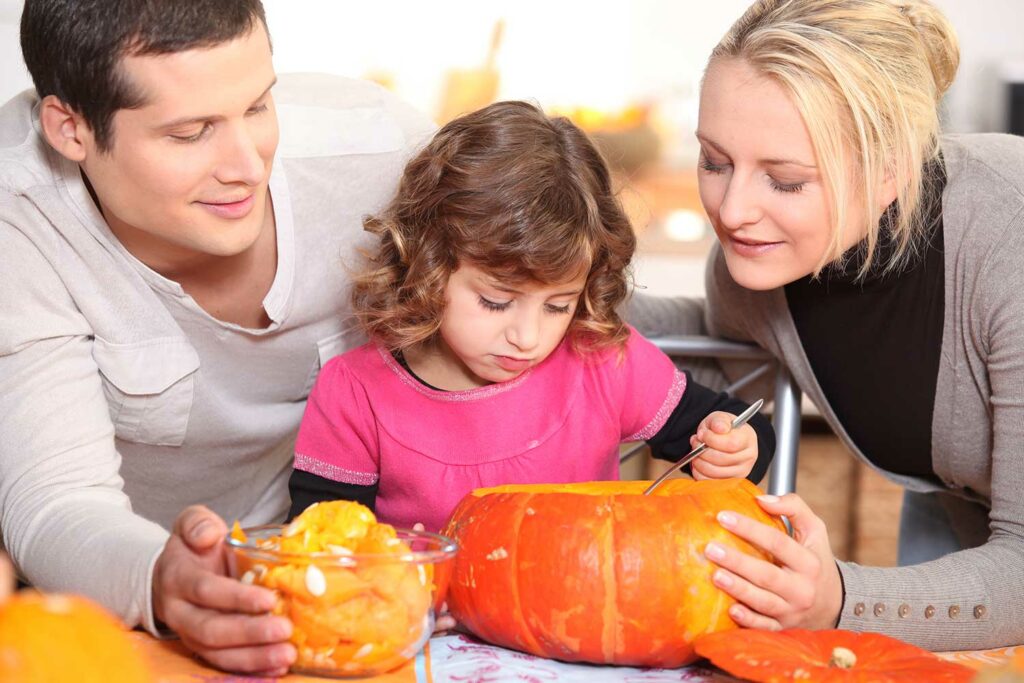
{"left": 696, "top": 132, "right": 816, "bottom": 168}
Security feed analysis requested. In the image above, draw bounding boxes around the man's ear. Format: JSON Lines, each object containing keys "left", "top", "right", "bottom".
{"left": 38, "top": 95, "right": 93, "bottom": 162}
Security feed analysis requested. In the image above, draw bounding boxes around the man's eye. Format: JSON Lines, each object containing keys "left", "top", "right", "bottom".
{"left": 170, "top": 123, "right": 212, "bottom": 144}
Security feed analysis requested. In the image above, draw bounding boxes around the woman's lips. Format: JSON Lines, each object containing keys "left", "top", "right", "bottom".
{"left": 495, "top": 355, "right": 532, "bottom": 372}
{"left": 727, "top": 235, "right": 783, "bottom": 257}
{"left": 197, "top": 194, "right": 255, "bottom": 219}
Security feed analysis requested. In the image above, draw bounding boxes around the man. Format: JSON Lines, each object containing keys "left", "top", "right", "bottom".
{"left": 1, "top": 0, "right": 432, "bottom": 674}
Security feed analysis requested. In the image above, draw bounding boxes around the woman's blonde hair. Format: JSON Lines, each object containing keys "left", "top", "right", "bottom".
{"left": 710, "top": 0, "right": 959, "bottom": 276}
{"left": 352, "top": 101, "right": 636, "bottom": 353}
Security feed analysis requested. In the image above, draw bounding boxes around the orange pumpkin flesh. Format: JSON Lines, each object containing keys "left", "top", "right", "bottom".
{"left": 229, "top": 501, "right": 443, "bottom": 676}
{"left": 0, "top": 592, "right": 151, "bottom": 682}
{"left": 442, "top": 478, "right": 786, "bottom": 667}
{"left": 694, "top": 628, "right": 975, "bottom": 682}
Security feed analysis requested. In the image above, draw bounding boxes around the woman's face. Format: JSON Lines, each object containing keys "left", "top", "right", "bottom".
{"left": 697, "top": 58, "right": 867, "bottom": 290}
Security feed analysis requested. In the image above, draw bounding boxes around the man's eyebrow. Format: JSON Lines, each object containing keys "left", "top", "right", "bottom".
{"left": 696, "top": 132, "right": 816, "bottom": 169}
{"left": 156, "top": 77, "right": 277, "bottom": 129}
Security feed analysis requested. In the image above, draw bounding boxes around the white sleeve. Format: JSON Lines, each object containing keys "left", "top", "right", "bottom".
{"left": 0, "top": 224, "right": 168, "bottom": 632}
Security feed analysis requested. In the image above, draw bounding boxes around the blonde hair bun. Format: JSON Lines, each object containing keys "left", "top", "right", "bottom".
{"left": 895, "top": 0, "right": 960, "bottom": 100}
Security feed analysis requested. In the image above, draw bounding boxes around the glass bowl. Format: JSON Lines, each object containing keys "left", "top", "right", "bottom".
{"left": 226, "top": 524, "right": 457, "bottom": 678}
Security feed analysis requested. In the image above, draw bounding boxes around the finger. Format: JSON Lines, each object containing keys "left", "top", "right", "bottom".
{"left": 171, "top": 567, "right": 278, "bottom": 614}
{"left": 174, "top": 506, "right": 229, "bottom": 552}
{"left": 434, "top": 614, "right": 457, "bottom": 633}
{"left": 707, "top": 412, "right": 735, "bottom": 434}
{"left": 704, "top": 538, "right": 798, "bottom": 605}
{"left": 168, "top": 602, "right": 292, "bottom": 649}
{"left": 717, "top": 509, "right": 818, "bottom": 576}
{"left": 697, "top": 425, "right": 749, "bottom": 453}
{"left": 728, "top": 603, "right": 782, "bottom": 631}
{"left": 710, "top": 566, "right": 790, "bottom": 618}
{"left": 188, "top": 640, "right": 297, "bottom": 675}
{"left": 693, "top": 447, "right": 750, "bottom": 468}
{"left": 691, "top": 459, "right": 749, "bottom": 481}
{"left": 754, "top": 494, "right": 828, "bottom": 547}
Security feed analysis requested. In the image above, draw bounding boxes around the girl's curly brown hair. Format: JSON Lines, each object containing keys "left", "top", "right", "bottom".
{"left": 352, "top": 100, "right": 636, "bottom": 354}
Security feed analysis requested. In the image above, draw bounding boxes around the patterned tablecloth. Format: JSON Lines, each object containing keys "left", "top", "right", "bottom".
{"left": 133, "top": 631, "right": 1019, "bottom": 682}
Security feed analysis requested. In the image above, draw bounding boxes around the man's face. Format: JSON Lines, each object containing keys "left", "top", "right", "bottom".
{"left": 77, "top": 23, "right": 278, "bottom": 273}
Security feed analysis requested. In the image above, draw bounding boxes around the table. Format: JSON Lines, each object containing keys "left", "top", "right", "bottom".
{"left": 134, "top": 631, "right": 1019, "bottom": 682}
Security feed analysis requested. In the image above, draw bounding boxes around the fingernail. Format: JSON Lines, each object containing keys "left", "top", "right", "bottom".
{"left": 189, "top": 519, "right": 211, "bottom": 543}
{"left": 276, "top": 644, "right": 297, "bottom": 666}
{"left": 271, "top": 618, "right": 292, "bottom": 640}
{"left": 757, "top": 494, "right": 780, "bottom": 503}
{"left": 713, "top": 419, "right": 728, "bottom": 431}
{"left": 729, "top": 605, "right": 744, "bottom": 619}
{"left": 705, "top": 542, "right": 726, "bottom": 560}
{"left": 714, "top": 570, "right": 733, "bottom": 588}
{"left": 717, "top": 511, "right": 737, "bottom": 527}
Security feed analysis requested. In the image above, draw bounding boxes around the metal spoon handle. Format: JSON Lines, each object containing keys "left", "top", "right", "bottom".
{"left": 642, "top": 398, "right": 765, "bottom": 495}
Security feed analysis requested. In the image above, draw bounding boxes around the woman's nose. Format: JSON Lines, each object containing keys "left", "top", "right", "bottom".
{"left": 716, "top": 175, "right": 762, "bottom": 231}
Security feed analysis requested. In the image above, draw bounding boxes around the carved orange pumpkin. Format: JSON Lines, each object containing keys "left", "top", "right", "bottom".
{"left": 695, "top": 628, "right": 974, "bottom": 682}
{"left": 0, "top": 591, "right": 151, "bottom": 682}
{"left": 441, "top": 478, "right": 786, "bottom": 667}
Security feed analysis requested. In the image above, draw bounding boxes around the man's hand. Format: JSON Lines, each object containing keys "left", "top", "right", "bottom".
{"left": 152, "top": 506, "right": 296, "bottom": 676}
{"left": 690, "top": 411, "right": 759, "bottom": 480}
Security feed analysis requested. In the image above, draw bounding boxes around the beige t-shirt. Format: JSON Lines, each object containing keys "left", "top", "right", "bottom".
{"left": 0, "top": 73, "right": 434, "bottom": 632}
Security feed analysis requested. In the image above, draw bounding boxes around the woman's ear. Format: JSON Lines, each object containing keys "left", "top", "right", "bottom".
{"left": 38, "top": 95, "right": 92, "bottom": 162}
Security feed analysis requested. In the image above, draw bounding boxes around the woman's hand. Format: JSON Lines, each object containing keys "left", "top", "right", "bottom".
{"left": 690, "top": 411, "right": 758, "bottom": 480}
{"left": 152, "top": 506, "right": 297, "bottom": 676}
{"left": 704, "top": 493, "right": 844, "bottom": 630}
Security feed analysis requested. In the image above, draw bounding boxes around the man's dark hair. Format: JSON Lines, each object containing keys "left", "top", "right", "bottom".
{"left": 21, "top": 0, "right": 269, "bottom": 152}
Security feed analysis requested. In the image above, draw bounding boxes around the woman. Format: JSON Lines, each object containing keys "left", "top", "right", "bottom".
{"left": 693, "top": 0, "right": 1024, "bottom": 651}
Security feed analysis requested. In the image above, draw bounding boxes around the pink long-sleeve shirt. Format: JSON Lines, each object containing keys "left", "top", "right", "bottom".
{"left": 294, "top": 327, "right": 685, "bottom": 531}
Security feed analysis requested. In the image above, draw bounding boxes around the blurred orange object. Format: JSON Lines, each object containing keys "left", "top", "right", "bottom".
{"left": 436, "top": 20, "right": 503, "bottom": 124}
{"left": 0, "top": 590, "right": 151, "bottom": 682}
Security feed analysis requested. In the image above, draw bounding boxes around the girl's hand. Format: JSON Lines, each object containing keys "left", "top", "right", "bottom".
{"left": 690, "top": 411, "right": 758, "bottom": 480}
{"left": 704, "top": 493, "right": 844, "bottom": 631}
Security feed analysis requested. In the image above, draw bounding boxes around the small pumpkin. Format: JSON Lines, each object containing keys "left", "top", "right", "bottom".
{"left": 441, "top": 477, "right": 786, "bottom": 667}
{"left": 0, "top": 590, "right": 151, "bottom": 682}
{"left": 694, "top": 628, "right": 974, "bottom": 682}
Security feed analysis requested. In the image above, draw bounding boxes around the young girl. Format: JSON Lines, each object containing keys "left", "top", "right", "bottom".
{"left": 289, "top": 101, "right": 774, "bottom": 532}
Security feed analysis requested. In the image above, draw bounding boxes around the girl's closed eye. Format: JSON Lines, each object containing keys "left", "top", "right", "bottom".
{"left": 478, "top": 295, "right": 511, "bottom": 312}
{"left": 544, "top": 302, "right": 572, "bottom": 315}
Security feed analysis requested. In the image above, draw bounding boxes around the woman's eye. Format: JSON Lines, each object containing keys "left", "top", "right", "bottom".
{"left": 247, "top": 103, "right": 269, "bottom": 116}
{"left": 478, "top": 296, "right": 511, "bottom": 312}
{"left": 769, "top": 177, "right": 806, "bottom": 194}
{"left": 545, "top": 303, "right": 572, "bottom": 314}
{"left": 698, "top": 154, "right": 729, "bottom": 175}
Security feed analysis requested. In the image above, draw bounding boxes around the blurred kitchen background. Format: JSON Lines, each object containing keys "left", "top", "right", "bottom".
{"left": 2, "top": 1, "right": 1022, "bottom": 564}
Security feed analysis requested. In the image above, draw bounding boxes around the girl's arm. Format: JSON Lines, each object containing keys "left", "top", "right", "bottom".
{"left": 645, "top": 371, "right": 776, "bottom": 484}
{"left": 287, "top": 471, "right": 378, "bottom": 521}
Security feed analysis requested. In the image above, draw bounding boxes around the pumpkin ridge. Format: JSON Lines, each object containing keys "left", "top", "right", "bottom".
{"left": 599, "top": 493, "right": 618, "bottom": 661}
{"left": 514, "top": 492, "right": 546, "bottom": 657}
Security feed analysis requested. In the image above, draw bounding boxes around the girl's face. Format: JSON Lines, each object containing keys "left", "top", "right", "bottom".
{"left": 431, "top": 263, "right": 587, "bottom": 389}
{"left": 697, "top": 58, "right": 868, "bottom": 290}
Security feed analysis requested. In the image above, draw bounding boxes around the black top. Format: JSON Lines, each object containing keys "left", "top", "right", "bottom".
{"left": 784, "top": 163, "right": 947, "bottom": 480}
{"left": 288, "top": 353, "right": 777, "bottom": 521}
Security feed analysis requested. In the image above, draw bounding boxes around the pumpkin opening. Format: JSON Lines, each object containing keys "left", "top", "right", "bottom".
{"left": 471, "top": 478, "right": 749, "bottom": 498}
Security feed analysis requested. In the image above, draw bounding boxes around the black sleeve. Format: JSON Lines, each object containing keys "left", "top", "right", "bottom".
{"left": 645, "top": 370, "right": 776, "bottom": 484}
{"left": 287, "top": 469, "right": 379, "bottom": 522}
